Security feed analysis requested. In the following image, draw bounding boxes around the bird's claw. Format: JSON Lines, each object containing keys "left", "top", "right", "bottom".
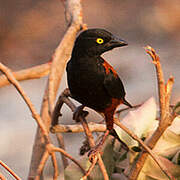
{"left": 73, "top": 105, "right": 89, "bottom": 122}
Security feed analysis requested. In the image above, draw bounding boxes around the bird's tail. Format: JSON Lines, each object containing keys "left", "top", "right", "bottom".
{"left": 122, "top": 98, "right": 133, "bottom": 108}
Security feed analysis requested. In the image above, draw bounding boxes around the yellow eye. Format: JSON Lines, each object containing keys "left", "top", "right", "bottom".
{"left": 96, "top": 38, "right": 104, "bottom": 44}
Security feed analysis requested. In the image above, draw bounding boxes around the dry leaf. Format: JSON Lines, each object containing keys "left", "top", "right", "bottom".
{"left": 115, "top": 97, "right": 157, "bottom": 148}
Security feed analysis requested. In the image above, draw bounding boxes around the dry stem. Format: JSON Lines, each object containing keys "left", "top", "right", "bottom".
{"left": 0, "top": 173, "right": 6, "bottom": 180}
{"left": 51, "top": 122, "right": 106, "bottom": 133}
{"left": 0, "top": 62, "right": 50, "bottom": 88}
{"left": 128, "top": 46, "right": 175, "bottom": 180}
{"left": 52, "top": 146, "right": 86, "bottom": 174}
{"left": 48, "top": 0, "right": 85, "bottom": 114}
{"left": 29, "top": 0, "right": 86, "bottom": 178}
{"left": 0, "top": 160, "right": 21, "bottom": 180}
{"left": 51, "top": 153, "right": 59, "bottom": 179}
{"left": 0, "top": 63, "right": 49, "bottom": 142}
{"left": 0, "top": 63, "right": 86, "bottom": 179}
{"left": 81, "top": 156, "right": 97, "bottom": 180}
{"left": 35, "top": 150, "right": 49, "bottom": 179}
{"left": 56, "top": 133, "right": 69, "bottom": 168}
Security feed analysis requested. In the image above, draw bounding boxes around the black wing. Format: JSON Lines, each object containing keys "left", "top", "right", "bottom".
{"left": 103, "top": 71, "right": 126, "bottom": 99}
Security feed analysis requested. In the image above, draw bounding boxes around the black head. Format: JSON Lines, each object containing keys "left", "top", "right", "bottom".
{"left": 72, "top": 28, "right": 128, "bottom": 57}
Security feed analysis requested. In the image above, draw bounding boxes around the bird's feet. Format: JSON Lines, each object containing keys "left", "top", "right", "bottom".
{"left": 73, "top": 105, "right": 89, "bottom": 122}
{"left": 88, "top": 144, "right": 103, "bottom": 162}
{"left": 88, "top": 130, "right": 110, "bottom": 162}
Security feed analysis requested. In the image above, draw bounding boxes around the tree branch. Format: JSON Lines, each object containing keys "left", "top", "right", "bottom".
{"left": 0, "top": 160, "right": 21, "bottom": 180}
{"left": 29, "top": 0, "right": 86, "bottom": 178}
{"left": 52, "top": 146, "right": 86, "bottom": 174}
{"left": 48, "top": 0, "right": 86, "bottom": 114}
{"left": 0, "top": 62, "right": 86, "bottom": 179}
{"left": 0, "top": 62, "right": 51, "bottom": 88}
{"left": 56, "top": 133, "right": 69, "bottom": 169}
{"left": 51, "top": 152, "right": 59, "bottom": 179}
{"left": 51, "top": 122, "right": 106, "bottom": 133}
{"left": 35, "top": 150, "right": 49, "bottom": 180}
{"left": 0, "top": 63, "right": 49, "bottom": 142}
{"left": 128, "top": 46, "right": 175, "bottom": 180}
{"left": 0, "top": 173, "right": 6, "bottom": 180}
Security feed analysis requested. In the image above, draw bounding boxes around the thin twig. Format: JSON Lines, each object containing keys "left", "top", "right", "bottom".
{"left": 56, "top": 133, "right": 69, "bottom": 168}
{"left": 35, "top": 150, "right": 49, "bottom": 180}
{"left": 51, "top": 122, "right": 106, "bottom": 133}
{"left": 146, "top": 46, "right": 166, "bottom": 123}
{"left": 0, "top": 63, "right": 50, "bottom": 143}
{"left": 52, "top": 146, "right": 86, "bottom": 174}
{"left": 164, "top": 76, "right": 174, "bottom": 125}
{"left": 145, "top": 46, "right": 166, "bottom": 124}
{"left": 0, "top": 63, "right": 82, "bottom": 179}
{"left": 48, "top": 0, "right": 85, "bottom": 115}
{"left": 29, "top": 0, "right": 86, "bottom": 178}
{"left": 51, "top": 88, "right": 70, "bottom": 126}
{"left": 51, "top": 152, "right": 59, "bottom": 180}
{"left": 0, "top": 63, "right": 57, "bottom": 179}
{"left": 128, "top": 46, "right": 175, "bottom": 180}
{"left": 28, "top": 86, "right": 51, "bottom": 179}
{"left": 0, "top": 62, "right": 51, "bottom": 88}
{"left": 78, "top": 116, "right": 109, "bottom": 180}
{"left": 47, "top": 0, "right": 86, "bottom": 176}
{"left": 81, "top": 156, "right": 97, "bottom": 180}
{"left": 0, "top": 160, "right": 21, "bottom": 180}
{"left": 0, "top": 173, "right": 6, "bottom": 180}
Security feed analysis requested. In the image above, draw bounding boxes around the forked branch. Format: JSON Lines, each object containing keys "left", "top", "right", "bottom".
{"left": 128, "top": 46, "right": 175, "bottom": 180}
{"left": 0, "top": 63, "right": 86, "bottom": 180}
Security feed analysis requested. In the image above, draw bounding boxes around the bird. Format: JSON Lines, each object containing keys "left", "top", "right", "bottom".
{"left": 66, "top": 28, "right": 132, "bottom": 158}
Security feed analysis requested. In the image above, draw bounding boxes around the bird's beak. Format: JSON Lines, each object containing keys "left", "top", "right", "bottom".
{"left": 109, "top": 36, "right": 128, "bottom": 48}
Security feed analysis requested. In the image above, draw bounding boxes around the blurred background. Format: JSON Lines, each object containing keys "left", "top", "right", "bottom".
{"left": 0, "top": 0, "right": 180, "bottom": 179}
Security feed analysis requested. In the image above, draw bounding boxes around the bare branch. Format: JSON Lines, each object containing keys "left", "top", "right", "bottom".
{"left": 165, "top": 76, "right": 175, "bottom": 125}
{"left": 51, "top": 152, "right": 59, "bottom": 180}
{"left": 0, "top": 173, "right": 6, "bottom": 180}
{"left": 0, "top": 63, "right": 50, "bottom": 142}
{"left": 145, "top": 46, "right": 166, "bottom": 125}
{"left": 51, "top": 122, "right": 106, "bottom": 133}
{"left": 28, "top": 87, "right": 51, "bottom": 179}
{"left": 56, "top": 133, "right": 69, "bottom": 169}
{"left": 81, "top": 156, "right": 97, "bottom": 180}
{"left": 0, "top": 160, "right": 21, "bottom": 180}
{"left": 52, "top": 146, "right": 86, "bottom": 175}
{"left": 35, "top": 150, "right": 49, "bottom": 180}
{"left": 128, "top": 46, "right": 175, "bottom": 180}
{"left": 29, "top": 0, "right": 86, "bottom": 178}
{"left": 0, "top": 62, "right": 51, "bottom": 88}
{"left": 48, "top": 0, "right": 86, "bottom": 114}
